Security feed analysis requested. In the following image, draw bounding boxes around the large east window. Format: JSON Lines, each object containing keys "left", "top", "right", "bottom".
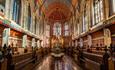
{"left": 93, "top": 0, "right": 104, "bottom": 26}
{"left": 53, "top": 22, "right": 61, "bottom": 36}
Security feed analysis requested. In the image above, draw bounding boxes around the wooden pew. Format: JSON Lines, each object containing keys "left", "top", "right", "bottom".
{"left": 0, "top": 58, "right": 7, "bottom": 70}
{"left": 71, "top": 46, "right": 110, "bottom": 70}
{"left": 0, "top": 46, "right": 51, "bottom": 70}
{"left": 7, "top": 52, "right": 35, "bottom": 70}
{"left": 83, "top": 52, "right": 103, "bottom": 70}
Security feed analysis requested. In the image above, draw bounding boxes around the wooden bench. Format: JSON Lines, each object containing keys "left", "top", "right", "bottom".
{"left": 9, "top": 52, "right": 35, "bottom": 70}
{"left": 82, "top": 51, "right": 109, "bottom": 70}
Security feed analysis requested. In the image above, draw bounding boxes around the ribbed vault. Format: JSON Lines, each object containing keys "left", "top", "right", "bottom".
{"left": 45, "top": 2, "right": 72, "bottom": 22}
{"left": 36, "top": 0, "right": 78, "bottom": 22}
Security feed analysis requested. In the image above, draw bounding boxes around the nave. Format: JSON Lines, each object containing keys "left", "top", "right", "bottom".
{"left": 35, "top": 55, "right": 82, "bottom": 70}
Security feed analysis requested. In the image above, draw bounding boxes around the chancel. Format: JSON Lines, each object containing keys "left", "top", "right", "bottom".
{"left": 0, "top": 0, "right": 115, "bottom": 70}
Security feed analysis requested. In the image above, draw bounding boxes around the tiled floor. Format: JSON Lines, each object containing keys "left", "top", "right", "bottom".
{"left": 35, "top": 55, "right": 82, "bottom": 70}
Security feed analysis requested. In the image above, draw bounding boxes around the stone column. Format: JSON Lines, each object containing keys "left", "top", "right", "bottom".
{"left": 23, "top": 1, "right": 28, "bottom": 30}
{"left": 5, "top": 0, "right": 10, "bottom": 18}
{"left": 91, "top": 0, "right": 95, "bottom": 26}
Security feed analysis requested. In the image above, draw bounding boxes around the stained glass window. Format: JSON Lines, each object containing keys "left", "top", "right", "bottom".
{"left": 64, "top": 23, "right": 69, "bottom": 36}
{"left": 13, "top": 0, "right": 21, "bottom": 24}
{"left": 82, "top": 16, "right": 85, "bottom": 32}
{"left": 112, "top": 0, "right": 115, "bottom": 12}
{"left": 35, "top": 17, "right": 37, "bottom": 34}
{"left": 53, "top": 22, "right": 61, "bottom": 36}
{"left": 46, "top": 24, "right": 50, "bottom": 37}
{"left": 109, "top": 0, "right": 115, "bottom": 15}
{"left": 83, "top": 4, "right": 89, "bottom": 32}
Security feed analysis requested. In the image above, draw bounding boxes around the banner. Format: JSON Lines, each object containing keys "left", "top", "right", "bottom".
{"left": 88, "top": 35, "right": 92, "bottom": 47}
{"left": 37, "top": 40, "right": 40, "bottom": 48}
{"left": 32, "top": 38, "right": 35, "bottom": 47}
{"left": 22, "top": 35, "right": 27, "bottom": 48}
{"left": 80, "top": 38, "right": 83, "bottom": 48}
{"left": 104, "top": 29, "right": 111, "bottom": 48}
{"left": 2, "top": 28, "right": 10, "bottom": 47}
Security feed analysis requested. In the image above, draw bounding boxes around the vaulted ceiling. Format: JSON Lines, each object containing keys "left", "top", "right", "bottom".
{"left": 36, "top": 0, "right": 78, "bottom": 22}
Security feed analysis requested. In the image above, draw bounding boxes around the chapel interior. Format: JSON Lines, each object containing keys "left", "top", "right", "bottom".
{"left": 0, "top": 0, "right": 115, "bottom": 70}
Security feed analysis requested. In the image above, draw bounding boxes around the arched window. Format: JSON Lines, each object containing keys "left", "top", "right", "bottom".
{"left": 93, "top": 0, "right": 104, "bottom": 26}
{"left": 13, "top": 0, "right": 21, "bottom": 24}
{"left": 110, "top": 0, "right": 115, "bottom": 15}
{"left": 112, "top": 0, "right": 115, "bottom": 13}
{"left": 64, "top": 23, "right": 69, "bottom": 36}
{"left": 83, "top": 3, "right": 89, "bottom": 32}
{"left": 53, "top": 22, "right": 61, "bottom": 36}
{"left": 35, "top": 17, "right": 37, "bottom": 34}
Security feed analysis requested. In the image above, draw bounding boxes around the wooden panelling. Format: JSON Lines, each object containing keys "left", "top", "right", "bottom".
{"left": 109, "top": 25, "right": 115, "bottom": 45}
{"left": 109, "top": 24, "right": 115, "bottom": 35}
{"left": 111, "top": 37, "right": 115, "bottom": 45}
{"left": 0, "top": 59, "right": 7, "bottom": 70}
{"left": 0, "top": 25, "right": 4, "bottom": 46}
{"left": 91, "top": 30, "right": 104, "bottom": 47}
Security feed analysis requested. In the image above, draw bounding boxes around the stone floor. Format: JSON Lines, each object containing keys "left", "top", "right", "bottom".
{"left": 35, "top": 55, "right": 82, "bottom": 70}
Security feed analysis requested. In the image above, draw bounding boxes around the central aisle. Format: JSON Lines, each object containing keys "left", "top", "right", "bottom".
{"left": 35, "top": 55, "right": 82, "bottom": 70}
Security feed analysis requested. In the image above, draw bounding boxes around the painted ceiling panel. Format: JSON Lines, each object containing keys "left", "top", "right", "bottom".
{"left": 36, "top": 0, "right": 77, "bottom": 22}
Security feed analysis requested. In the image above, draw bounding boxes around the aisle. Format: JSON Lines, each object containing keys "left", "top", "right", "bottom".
{"left": 35, "top": 56, "right": 52, "bottom": 70}
{"left": 35, "top": 55, "right": 82, "bottom": 70}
